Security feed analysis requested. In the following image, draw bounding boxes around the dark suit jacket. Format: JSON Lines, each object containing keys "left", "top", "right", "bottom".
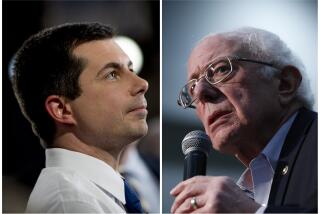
{"left": 265, "top": 108, "right": 317, "bottom": 213}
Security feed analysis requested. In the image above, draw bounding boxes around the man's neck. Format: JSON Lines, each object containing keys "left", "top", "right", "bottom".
{"left": 236, "top": 104, "right": 301, "bottom": 167}
{"left": 51, "top": 133, "right": 122, "bottom": 170}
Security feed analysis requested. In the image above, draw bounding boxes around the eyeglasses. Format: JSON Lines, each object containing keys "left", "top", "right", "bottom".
{"left": 177, "top": 56, "right": 278, "bottom": 109}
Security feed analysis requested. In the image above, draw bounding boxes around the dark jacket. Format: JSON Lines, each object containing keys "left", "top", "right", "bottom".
{"left": 266, "top": 108, "right": 317, "bottom": 213}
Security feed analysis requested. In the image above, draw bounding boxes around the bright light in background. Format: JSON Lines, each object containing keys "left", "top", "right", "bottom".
{"left": 114, "top": 36, "right": 144, "bottom": 74}
{"left": 7, "top": 36, "right": 144, "bottom": 79}
{"left": 8, "top": 56, "right": 15, "bottom": 81}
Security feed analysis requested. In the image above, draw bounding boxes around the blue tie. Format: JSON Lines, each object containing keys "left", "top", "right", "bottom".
{"left": 124, "top": 179, "right": 144, "bottom": 213}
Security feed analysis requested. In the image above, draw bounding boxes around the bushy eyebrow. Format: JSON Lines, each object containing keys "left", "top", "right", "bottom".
{"left": 188, "top": 56, "right": 225, "bottom": 80}
{"left": 189, "top": 65, "right": 204, "bottom": 80}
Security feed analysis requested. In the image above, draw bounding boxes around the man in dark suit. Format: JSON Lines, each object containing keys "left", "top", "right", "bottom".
{"left": 171, "top": 27, "right": 317, "bottom": 213}
{"left": 266, "top": 107, "right": 317, "bottom": 212}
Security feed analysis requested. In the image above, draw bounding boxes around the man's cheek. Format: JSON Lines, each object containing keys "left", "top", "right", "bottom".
{"left": 196, "top": 107, "right": 205, "bottom": 122}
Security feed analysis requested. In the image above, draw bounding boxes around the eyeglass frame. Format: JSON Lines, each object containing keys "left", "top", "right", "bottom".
{"left": 177, "top": 55, "right": 280, "bottom": 109}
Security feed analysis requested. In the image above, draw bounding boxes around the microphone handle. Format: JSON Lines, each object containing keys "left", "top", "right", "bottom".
{"left": 183, "top": 151, "right": 207, "bottom": 180}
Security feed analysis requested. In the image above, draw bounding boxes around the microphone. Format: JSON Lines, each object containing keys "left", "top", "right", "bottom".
{"left": 182, "top": 130, "right": 211, "bottom": 180}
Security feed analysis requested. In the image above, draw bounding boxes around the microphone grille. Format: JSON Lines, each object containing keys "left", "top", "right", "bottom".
{"left": 181, "top": 130, "right": 211, "bottom": 156}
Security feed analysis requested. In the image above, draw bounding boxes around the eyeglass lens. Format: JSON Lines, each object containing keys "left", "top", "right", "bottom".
{"left": 179, "top": 57, "right": 232, "bottom": 107}
{"left": 205, "top": 58, "right": 232, "bottom": 83}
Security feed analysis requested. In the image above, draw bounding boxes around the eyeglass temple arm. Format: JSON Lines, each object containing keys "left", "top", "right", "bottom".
{"left": 236, "top": 58, "right": 276, "bottom": 68}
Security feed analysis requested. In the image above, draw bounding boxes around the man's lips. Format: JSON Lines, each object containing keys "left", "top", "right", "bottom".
{"left": 128, "top": 104, "right": 148, "bottom": 113}
{"left": 207, "top": 110, "right": 233, "bottom": 128}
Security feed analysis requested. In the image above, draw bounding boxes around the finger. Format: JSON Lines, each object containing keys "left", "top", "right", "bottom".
{"left": 171, "top": 197, "right": 183, "bottom": 213}
{"left": 171, "top": 184, "right": 205, "bottom": 213}
{"left": 170, "top": 182, "right": 185, "bottom": 196}
{"left": 191, "top": 200, "right": 218, "bottom": 214}
{"left": 170, "top": 176, "right": 205, "bottom": 196}
{"left": 172, "top": 198, "right": 193, "bottom": 214}
{"left": 171, "top": 177, "right": 209, "bottom": 212}
{"left": 174, "top": 195, "right": 205, "bottom": 214}
{"left": 175, "top": 184, "right": 203, "bottom": 206}
{"left": 191, "top": 206, "right": 211, "bottom": 213}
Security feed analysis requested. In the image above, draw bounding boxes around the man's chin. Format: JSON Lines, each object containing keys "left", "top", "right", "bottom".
{"left": 209, "top": 132, "right": 237, "bottom": 154}
{"left": 139, "top": 125, "right": 148, "bottom": 138}
{"left": 130, "top": 123, "right": 148, "bottom": 140}
{"left": 212, "top": 143, "right": 236, "bottom": 155}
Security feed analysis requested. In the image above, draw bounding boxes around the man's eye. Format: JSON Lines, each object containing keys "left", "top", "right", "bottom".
{"left": 216, "top": 65, "right": 229, "bottom": 73}
{"left": 188, "top": 82, "right": 196, "bottom": 96}
{"left": 105, "top": 71, "right": 119, "bottom": 80}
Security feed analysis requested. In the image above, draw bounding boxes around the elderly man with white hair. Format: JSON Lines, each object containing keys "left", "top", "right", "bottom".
{"left": 171, "top": 27, "right": 317, "bottom": 213}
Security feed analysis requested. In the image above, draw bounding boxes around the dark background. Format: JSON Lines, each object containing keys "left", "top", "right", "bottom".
{"left": 3, "top": 1, "right": 159, "bottom": 212}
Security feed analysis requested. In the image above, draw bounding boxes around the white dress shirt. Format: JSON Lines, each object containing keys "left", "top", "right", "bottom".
{"left": 26, "top": 148, "right": 126, "bottom": 213}
{"left": 237, "top": 112, "right": 297, "bottom": 212}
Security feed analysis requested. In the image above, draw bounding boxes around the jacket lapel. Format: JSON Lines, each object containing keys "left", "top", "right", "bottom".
{"left": 268, "top": 108, "right": 316, "bottom": 206}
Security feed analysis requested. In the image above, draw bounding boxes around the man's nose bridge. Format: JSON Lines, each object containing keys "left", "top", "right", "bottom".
{"left": 195, "top": 77, "right": 220, "bottom": 102}
{"left": 195, "top": 77, "right": 211, "bottom": 95}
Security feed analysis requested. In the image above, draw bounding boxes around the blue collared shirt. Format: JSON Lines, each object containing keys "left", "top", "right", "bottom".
{"left": 237, "top": 112, "right": 298, "bottom": 209}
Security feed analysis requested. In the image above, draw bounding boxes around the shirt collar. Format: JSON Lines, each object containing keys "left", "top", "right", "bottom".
{"left": 45, "top": 148, "right": 125, "bottom": 204}
{"left": 237, "top": 168, "right": 253, "bottom": 192}
{"left": 261, "top": 112, "right": 298, "bottom": 170}
{"left": 237, "top": 111, "right": 298, "bottom": 191}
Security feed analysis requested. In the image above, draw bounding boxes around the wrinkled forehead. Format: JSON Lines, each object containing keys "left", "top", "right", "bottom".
{"left": 187, "top": 35, "right": 241, "bottom": 80}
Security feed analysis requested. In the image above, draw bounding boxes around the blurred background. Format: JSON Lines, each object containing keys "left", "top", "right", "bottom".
{"left": 162, "top": 0, "right": 317, "bottom": 212}
{"left": 3, "top": 1, "right": 159, "bottom": 212}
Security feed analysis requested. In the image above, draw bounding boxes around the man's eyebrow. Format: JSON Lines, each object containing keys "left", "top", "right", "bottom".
{"left": 96, "top": 60, "right": 133, "bottom": 77}
{"left": 189, "top": 65, "right": 202, "bottom": 80}
{"left": 189, "top": 72, "right": 198, "bottom": 80}
{"left": 97, "top": 62, "right": 121, "bottom": 76}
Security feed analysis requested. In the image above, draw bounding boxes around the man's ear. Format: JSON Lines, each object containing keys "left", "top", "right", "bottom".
{"left": 278, "top": 65, "right": 302, "bottom": 105}
{"left": 45, "top": 95, "right": 76, "bottom": 125}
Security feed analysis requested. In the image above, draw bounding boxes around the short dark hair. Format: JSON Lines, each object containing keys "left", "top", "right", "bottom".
{"left": 12, "top": 22, "right": 114, "bottom": 147}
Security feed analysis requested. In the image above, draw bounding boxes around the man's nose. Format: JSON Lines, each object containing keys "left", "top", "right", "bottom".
{"left": 194, "top": 78, "right": 221, "bottom": 104}
{"left": 130, "top": 73, "right": 149, "bottom": 96}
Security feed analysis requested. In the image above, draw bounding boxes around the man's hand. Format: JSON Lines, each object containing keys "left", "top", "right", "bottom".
{"left": 170, "top": 176, "right": 261, "bottom": 213}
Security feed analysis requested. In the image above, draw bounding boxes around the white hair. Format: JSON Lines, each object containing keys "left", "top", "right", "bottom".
{"left": 208, "top": 27, "right": 314, "bottom": 109}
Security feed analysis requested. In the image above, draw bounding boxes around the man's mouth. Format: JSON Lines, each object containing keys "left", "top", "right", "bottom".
{"left": 207, "top": 110, "right": 233, "bottom": 128}
{"left": 128, "top": 101, "right": 148, "bottom": 115}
